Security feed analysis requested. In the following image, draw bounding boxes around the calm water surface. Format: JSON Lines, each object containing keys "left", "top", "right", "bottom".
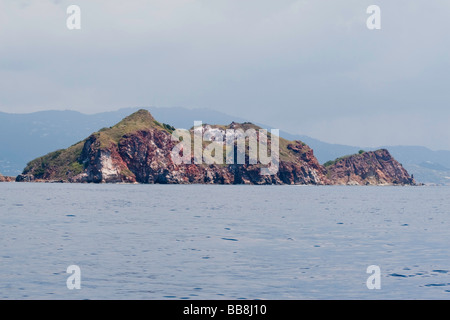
{"left": 0, "top": 183, "right": 449, "bottom": 299}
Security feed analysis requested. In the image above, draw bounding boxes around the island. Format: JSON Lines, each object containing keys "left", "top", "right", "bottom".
{"left": 15, "top": 110, "right": 415, "bottom": 186}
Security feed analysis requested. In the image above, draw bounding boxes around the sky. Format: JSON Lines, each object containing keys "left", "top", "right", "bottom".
{"left": 0, "top": 0, "right": 449, "bottom": 150}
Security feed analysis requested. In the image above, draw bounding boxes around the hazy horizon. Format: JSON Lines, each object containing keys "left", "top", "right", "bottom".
{"left": 1, "top": 0, "right": 449, "bottom": 150}
{"left": 1, "top": 106, "right": 449, "bottom": 153}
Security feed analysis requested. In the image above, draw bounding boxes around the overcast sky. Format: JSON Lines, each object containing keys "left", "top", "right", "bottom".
{"left": 0, "top": 0, "right": 449, "bottom": 150}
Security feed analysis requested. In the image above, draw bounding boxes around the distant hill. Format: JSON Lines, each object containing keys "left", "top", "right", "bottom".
{"left": 0, "top": 107, "right": 449, "bottom": 185}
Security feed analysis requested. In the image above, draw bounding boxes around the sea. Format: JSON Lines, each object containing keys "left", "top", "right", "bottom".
{"left": 0, "top": 183, "right": 449, "bottom": 300}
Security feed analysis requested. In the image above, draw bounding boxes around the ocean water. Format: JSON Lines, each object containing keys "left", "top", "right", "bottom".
{"left": 0, "top": 183, "right": 449, "bottom": 300}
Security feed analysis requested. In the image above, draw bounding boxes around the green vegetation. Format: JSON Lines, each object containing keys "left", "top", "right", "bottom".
{"left": 323, "top": 154, "right": 356, "bottom": 167}
{"left": 84, "top": 109, "right": 177, "bottom": 149}
{"left": 181, "top": 122, "right": 307, "bottom": 165}
{"left": 69, "top": 161, "right": 84, "bottom": 173}
{"left": 162, "top": 123, "right": 176, "bottom": 133}
{"left": 323, "top": 160, "right": 335, "bottom": 167}
{"left": 22, "top": 109, "right": 159, "bottom": 179}
{"left": 21, "top": 109, "right": 320, "bottom": 179}
{"left": 323, "top": 150, "right": 370, "bottom": 167}
{"left": 94, "top": 109, "right": 159, "bottom": 148}
{"left": 23, "top": 141, "right": 85, "bottom": 179}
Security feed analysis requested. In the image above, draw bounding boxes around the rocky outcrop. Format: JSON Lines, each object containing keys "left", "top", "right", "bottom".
{"left": 74, "top": 131, "right": 329, "bottom": 185}
{"left": 16, "top": 110, "right": 416, "bottom": 186}
{"left": 16, "top": 110, "right": 329, "bottom": 185}
{"left": 325, "top": 149, "right": 415, "bottom": 185}
{"left": 0, "top": 174, "right": 14, "bottom": 182}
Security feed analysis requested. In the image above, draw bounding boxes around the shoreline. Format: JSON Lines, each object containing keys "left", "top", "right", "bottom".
{"left": 0, "top": 179, "right": 428, "bottom": 186}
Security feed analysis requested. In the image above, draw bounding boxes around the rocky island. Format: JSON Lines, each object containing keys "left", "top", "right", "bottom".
{"left": 324, "top": 149, "right": 415, "bottom": 185}
{"left": 0, "top": 174, "right": 14, "bottom": 182}
{"left": 16, "top": 109, "right": 416, "bottom": 186}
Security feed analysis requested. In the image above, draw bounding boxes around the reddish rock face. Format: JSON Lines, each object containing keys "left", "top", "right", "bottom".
{"left": 325, "top": 149, "right": 415, "bottom": 185}
{"left": 68, "top": 129, "right": 330, "bottom": 185}
{"left": 15, "top": 110, "right": 416, "bottom": 186}
{"left": 75, "top": 135, "right": 136, "bottom": 183}
{"left": 0, "top": 174, "right": 14, "bottom": 182}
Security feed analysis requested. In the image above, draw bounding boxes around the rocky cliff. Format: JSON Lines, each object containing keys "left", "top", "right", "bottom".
{"left": 0, "top": 174, "right": 14, "bottom": 182}
{"left": 16, "top": 110, "right": 331, "bottom": 185}
{"left": 16, "top": 110, "right": 415, "bottom": 186}
{"left": 324, "top": 149, "right": 415, "bottom": 185}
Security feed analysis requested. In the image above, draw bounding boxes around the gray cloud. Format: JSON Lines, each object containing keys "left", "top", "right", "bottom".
{"left": 0, "top": 0, "right": 449, "bottom": 149}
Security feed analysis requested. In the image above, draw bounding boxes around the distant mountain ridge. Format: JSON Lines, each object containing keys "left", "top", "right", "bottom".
{"left": 0, "top": 107, "right": 449, "bottom": 184}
